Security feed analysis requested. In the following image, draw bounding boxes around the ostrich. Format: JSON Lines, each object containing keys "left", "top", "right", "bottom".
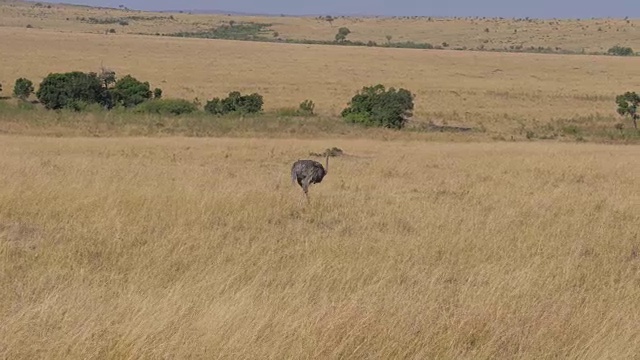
{"left": 291, "top": 154, "right": 329, "bottom": 202}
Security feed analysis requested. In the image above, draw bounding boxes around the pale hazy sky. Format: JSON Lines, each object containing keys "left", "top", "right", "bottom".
{"left": 50, "top": 0, "right": 640, "bottom": 18}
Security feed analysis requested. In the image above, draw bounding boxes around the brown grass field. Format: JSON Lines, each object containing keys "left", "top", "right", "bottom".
{"left": 1, "top": 1, "right": 640, "bottom": 358}
{"left": 1, "top": 136, "right": 639, "bottom": 358}
{"left": 1, "top": 1, "right": 640, "bottom": 138}
{"left": 1, "top": 25, "right": 640, "bottom": 137}
{"left": 2, "top": 0, "right": 640, "bottom": 53}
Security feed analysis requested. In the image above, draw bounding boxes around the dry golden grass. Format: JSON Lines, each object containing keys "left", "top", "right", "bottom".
{"left": 2, "top": 1, "right": 640, "bottom": 53}
{"left": 1, "top": 2, "right": 639, "bottom": 357}
{"left": 1, "top": 25, "right": 639, "bottom": 135}
{"left": 1, "top": 135, "right": 639, "bottom": 358}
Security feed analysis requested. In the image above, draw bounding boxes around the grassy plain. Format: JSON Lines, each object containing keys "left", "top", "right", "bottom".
{"left": 1, "top": 1, "right": 640, "bottom": 358}
{"left": 2, "top": 1, "right": 640, "bottom": 53}
{"left": 1, "top": 25, "right": 639, "bottom": 138}
{"left": 1, "top": 136, "right": 639, "bottom": 358}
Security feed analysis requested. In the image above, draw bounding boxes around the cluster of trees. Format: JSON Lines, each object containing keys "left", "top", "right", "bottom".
{"left": 0, "top": 70, "right": 278, "bottom": 117}
{"left": 1, "top": 70, "right": 268, "bottom": 116}
{"left": 34, "top": 70, "right": 161, "bottom": 110}
{"left": 1, "top": 70, "right": 416, "bottom": 129}
{"left": 2, "top": 70, "right": 636, "bottom": 131}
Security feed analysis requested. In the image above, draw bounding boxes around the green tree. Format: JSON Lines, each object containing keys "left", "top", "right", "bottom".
{"left": 616, "top": 91, "right": 640, "bottom": 129}
{"left": 335, "top": 27, "right": 351, "bottom": 42}
{"left": 36, "top": 71, "right": 108, "bottom": 110}
{"left": 111, "top": 75, "right": 152, "bottom": 108}
{"left": 608, "top": 45, "right": 634, "bottom": 56}
{"left": 13, "top": 78, "right": 35, "bottom": 100}
{"left": 341, "top": 84, "right": 415, "bottom": 129}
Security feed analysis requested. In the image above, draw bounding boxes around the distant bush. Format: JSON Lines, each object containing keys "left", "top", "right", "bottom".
{"left": 111, "top": 75, "right": 152, "bottom": 108}
{"left": 335, "top": 27, "right": 351, "bottom": 42}
{"left": 153, "top": 88, "right": 163, "bottom": 99}
{"left": 608, "top": 45, "right": 634, "bottom": 56}
{"left": 85, "top": 17, "right": 122, "bottom": 25}
{"left": 297, "top": 99, "right": 315, "bottom": 116}
{"left": 171, "top": 22, "right": 272, "bottom": 41}
{"left": 13, "top": 78, "right": 34, "bottom": 100}
{"left": 384, "top": 41, "right": 433, "bottom": 49}
{"left": 615, "top": 91, "right": 640, "bottom": 129}
{"left": 341, "top": 84, "right": 415, "bottom": 129}
{"left": 134, "top": 99, "right": 198, "bottom": 115}
{"left": 205, "top": 91, "right": 264, "bottom": 115}
{"left": 36, "top": 71, "right": 109, "bottom": 110}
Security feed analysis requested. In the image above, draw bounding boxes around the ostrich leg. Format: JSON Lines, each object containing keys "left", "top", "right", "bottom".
{"left": 302, "top": 176, "right": 312, "bottom": 203}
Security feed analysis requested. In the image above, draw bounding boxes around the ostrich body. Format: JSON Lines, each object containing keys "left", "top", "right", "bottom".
{"left": 291, "top": 154, "right": 329, "bottom": 201}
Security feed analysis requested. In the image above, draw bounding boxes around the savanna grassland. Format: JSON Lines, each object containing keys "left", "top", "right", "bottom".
{"left": 1, "top": 136, "right": 639, "bottom": 359}
{"left": 1, "top": 26, "right": 640, "bottom": 139}
{"left": 2, "top": 0, "right": 640, "bottom": 53}
{"left": 1, "top": 1, "right": 640, "bottom": 359}
{"left": 1, "top": 1, "right": 640, "bottom": 139}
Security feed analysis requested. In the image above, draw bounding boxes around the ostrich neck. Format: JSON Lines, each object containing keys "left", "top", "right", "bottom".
{"left": 325, "top": 155, "right": 329, "bottom": 173}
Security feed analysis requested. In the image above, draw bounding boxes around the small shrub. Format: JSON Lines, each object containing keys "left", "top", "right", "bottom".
{"left": 297, "top": 99, "right": 315, "bottom": 116}
{"left": 13, "top": 78, "right": 34, "bottom": 99}
{"left": 341, "top": 84, "right": 415, "bottom": 129}
{"left": 608, "top": 45, "right": 634, "bottom": 56}
{"left": 134, "top": 99, "right": 198, "bottom": 115}
{"left": 562, "top": 125, "right": 580, "bottom": 135}
{"left": 204, "top": 91, "right": 263, "bottom": 115}
{"left": 108, "top": 28, "right": 116, "bottom": 33}
{"left": 204, "top": 98, "right": 223, "bottom": 114}
{"left": 153, "top": 88, "right": 163, "bottom": 99}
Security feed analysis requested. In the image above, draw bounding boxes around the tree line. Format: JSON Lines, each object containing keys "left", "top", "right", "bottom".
{"left": 1, "top": 70, "right": 638, "bottom": 130}
{"left": 0, "top": 70, "right": 417, "bottom": 129}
